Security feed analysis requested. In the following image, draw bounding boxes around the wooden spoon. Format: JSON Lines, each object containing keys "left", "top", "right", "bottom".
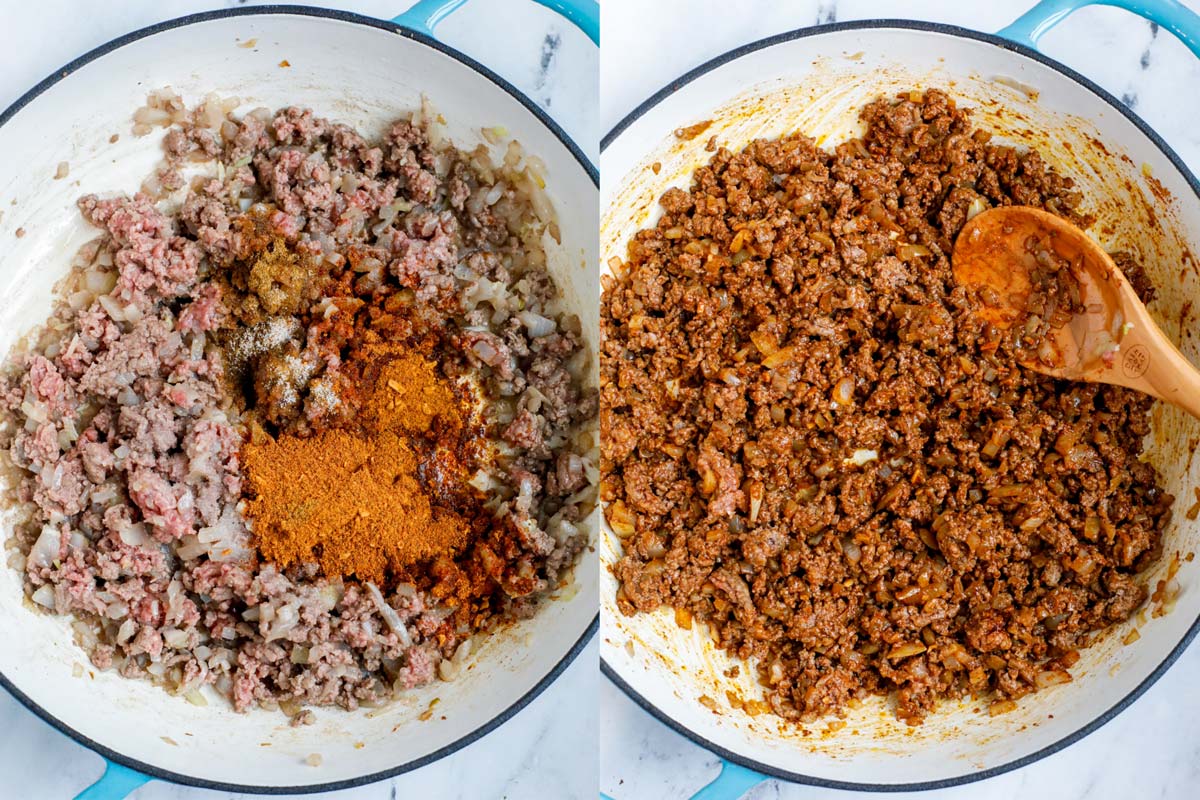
{"left": 952, "top": 205, "right": 1200, "bottom": 419}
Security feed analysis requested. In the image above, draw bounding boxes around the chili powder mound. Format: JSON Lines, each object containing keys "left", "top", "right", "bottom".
{"left": 243, "top": 350, "right": 479, "bottom": 583}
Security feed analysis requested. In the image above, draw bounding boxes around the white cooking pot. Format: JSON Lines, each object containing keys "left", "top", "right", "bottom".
{"left": 600, "top": 0, "right": 1200, "bottom": 796}
{"left": 0, "top": 2, "right": 599, "bottom": 797}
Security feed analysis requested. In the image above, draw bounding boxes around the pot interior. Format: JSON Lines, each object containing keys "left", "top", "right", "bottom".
{"left": 0, "top": 10, "right": 598, "bottom": 790}
{"left": 600, "top": 25, "right": 1200, "bottom": 786}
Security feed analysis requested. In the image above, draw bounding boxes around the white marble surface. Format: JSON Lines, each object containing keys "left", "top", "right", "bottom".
{"left": 600, "top": 1, "right": 1200, "bottom": 799}
{"left": 0, "top": 1, "right": 597, "bottom": 798}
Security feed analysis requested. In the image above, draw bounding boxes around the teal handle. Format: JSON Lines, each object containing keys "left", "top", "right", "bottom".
{"left": 74, "top": 760, "right": 151, "bottom": 800}
{"left": 998, "top": 0, "right": 1200, "bottom": 58}
{"left": 395, "top": 0, "right": 599, "bottom": 45}
{"left": 601, "top": 761, "right": 765, "bottom": 800}
{"left": 531, "top": 0, "right": 600, "bottom": 44}
{"left": 688, "top": 761, "right": 766, "bottom": 800}
{"left": 394, "top": 0, "right": 468, "bottom": 34}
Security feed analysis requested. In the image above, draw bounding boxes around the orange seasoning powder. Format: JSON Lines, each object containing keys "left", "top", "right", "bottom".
{"left": 242, "top": 349, "right": 477, "bottom": 583}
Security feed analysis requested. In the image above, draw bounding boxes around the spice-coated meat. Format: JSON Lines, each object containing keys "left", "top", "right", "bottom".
{"left": 601, "top": 90, "right": 1173, "bottom": 725}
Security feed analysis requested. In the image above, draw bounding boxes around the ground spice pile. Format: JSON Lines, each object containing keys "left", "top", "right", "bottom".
{"left": 215, "top": 218, "right": 323, "bottom": 422}
{"left": 227, "top": 215, "right": 318, "bottom": 324}
{"left": 243, "top": 349, "right": 477, "bottom": 583}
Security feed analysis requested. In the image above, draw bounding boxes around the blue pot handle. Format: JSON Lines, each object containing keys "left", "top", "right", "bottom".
{"left": 601, "top": 761, "right": 765, "bottom": 800}
{"left": 998, "top": 0, "right": 1200, "bottom": 58}
{"left": 688, "top": 761, "right": 767, "bottom": 800}
{"left": 74, "top": 760, "right": 151, "bottom": 800}
{"left": 395, "top": 0, "right": 599, "bottom": 45}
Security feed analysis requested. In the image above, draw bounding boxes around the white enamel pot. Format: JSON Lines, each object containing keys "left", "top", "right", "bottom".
{"left": 600, "top": 0, "right": 1200, "bottom": 796}
{"left": 0, "top": 2, "right": 598, "bottom": 797}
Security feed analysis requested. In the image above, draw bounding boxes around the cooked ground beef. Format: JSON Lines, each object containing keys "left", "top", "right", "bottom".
{"left": 957, "top": 222, "right": 1090, "bottom": 370}
{"left": 1002, "top": 232, "right": 1086, "bottom": 369}
{"left": 971, "top": 226, "right": 1134, "bottom": 375}
{"left": 601, "top": 89, "right": 1173, "bottom": 725}
{"left": 1, "top": 91, "right": 595, "bottom": 714}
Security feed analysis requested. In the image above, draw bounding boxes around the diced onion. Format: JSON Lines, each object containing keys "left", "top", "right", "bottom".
{"left": 843, "top": 449, "right": 878, "bottom": 467}
{"left": 761, "top": 347, "right": 796, "bottom": 369}
{"left": 29, "top": 524, "right": 61, "bottom": 569}
{"left": 119, "top": 522, "right": 150, "bottom": 547}
{"left": 438, "top": 659, "right": 460, "bottom": 681}
{"left": 896, "top": 243, "right": 932, "bottom": 260}
{"left": 162, "top": 628, "right": 189, "bottom": 649}
{"left": 840, "top": 538, "right": 862, "bottom": 564}
{"left": 832, "top": 377, "right": 855, "bottom": 405}
{"left": 888, "top": 642, "right": 927, "bottom": 660}
{"left": 84, "top": 268, "right": 116, "bottom": 294}
{"left": 966, "top": 197, "right": 988, "bottom": 221}
{"left": 117, "top": 619, "right": 137, "bottom": 644}
{"left": 20, "top": 400, "right": 48, "bottom": 424}
{"left": 366, "top": 581, "right": 411, "bottom": 648}
{"left": 517, "top": 310, "right": 556, "bottom": 338}
{"left": 31, "top": 585, "right": 56, "bottom": 609}
{"left": 1035, "top": 669, "right": 1073, "bottom": 689}
{"left": 97, "top": 293, "right": 127, "bottom": 322}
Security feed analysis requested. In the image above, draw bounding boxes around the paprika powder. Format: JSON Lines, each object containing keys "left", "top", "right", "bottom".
{"left": 243, "top": 348, "right": 481, "bottom": 583}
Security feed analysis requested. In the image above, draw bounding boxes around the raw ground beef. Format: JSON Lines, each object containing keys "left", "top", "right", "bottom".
{"left": 601, "top": 89, "right": 1173, "bottom": 725}
{"left": 1, "top": 91, "right": 595, "bottom": 714}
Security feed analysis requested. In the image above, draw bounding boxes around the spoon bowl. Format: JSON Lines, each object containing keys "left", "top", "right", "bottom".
{"left": 953, "top": 205, "right": 1200, "bottom": 419}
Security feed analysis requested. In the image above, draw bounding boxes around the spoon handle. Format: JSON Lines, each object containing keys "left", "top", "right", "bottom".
{"left": 1116, "top": 286, "right": 1200, "bottom": 421}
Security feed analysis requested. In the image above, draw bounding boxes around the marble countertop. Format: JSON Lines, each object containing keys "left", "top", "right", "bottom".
{"left": 0, "top": 2, "right": 596, "bottom": 799}
{"left": 600, "top": 1, "right": 1200, "bottom": 799}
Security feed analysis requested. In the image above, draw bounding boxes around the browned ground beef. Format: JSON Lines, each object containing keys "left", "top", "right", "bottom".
{"left": 601, "top": 90, "right": 1173, "bottom": 724}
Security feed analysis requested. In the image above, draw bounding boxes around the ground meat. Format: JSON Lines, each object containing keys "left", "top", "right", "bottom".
{"left": 2, "top": 93, "right": 595, "bottom": 717}
{"left": 601, "top": 89, "right": 1173, "bottom": 725}
{"left": 503, "top": 408, "right": 545, "bottom": 450}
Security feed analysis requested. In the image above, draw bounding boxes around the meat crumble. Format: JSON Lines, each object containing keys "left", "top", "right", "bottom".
{"left": 601, "top": 90, "right": 1173, "bottom": 724}
{"left": 1, "top": 91, "right": 596, "bottom": 715}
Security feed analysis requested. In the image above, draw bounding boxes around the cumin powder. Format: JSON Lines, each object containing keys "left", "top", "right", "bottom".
{"left": 243, "top": 350, "right": 473, "bottom": 582}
